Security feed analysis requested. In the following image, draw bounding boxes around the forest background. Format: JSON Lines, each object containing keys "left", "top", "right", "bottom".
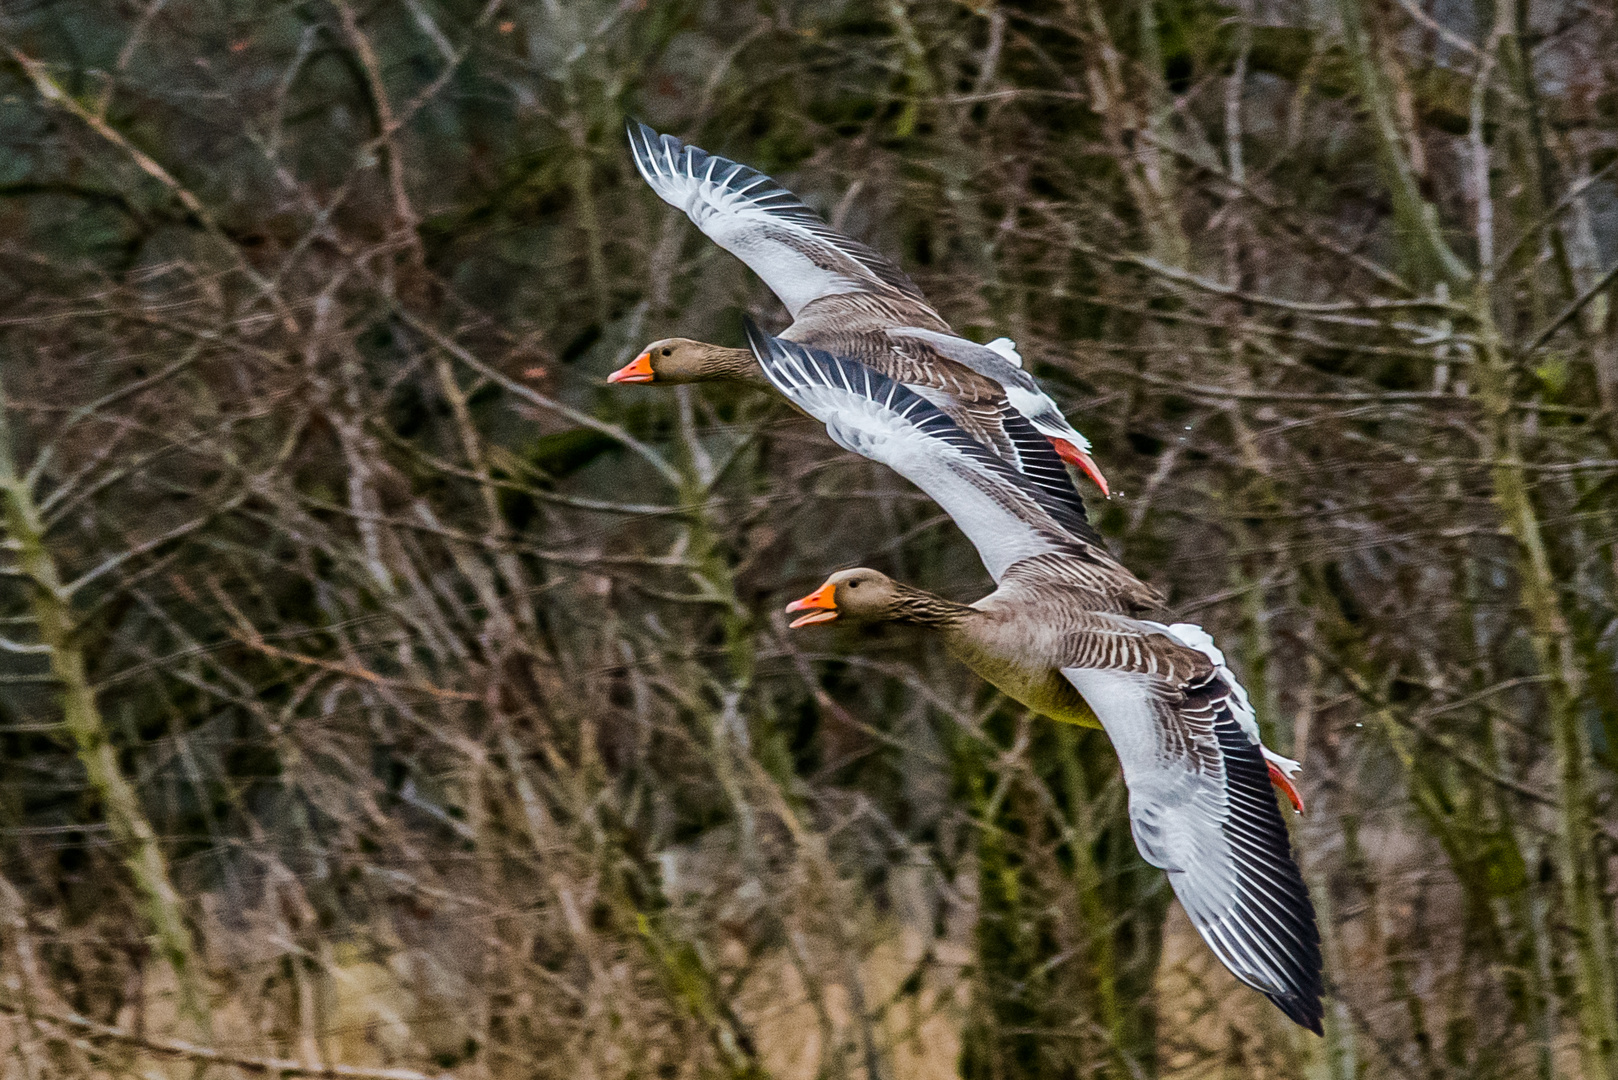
{"left": 1, "top": 0, "right": 1616, "bottom": 1077}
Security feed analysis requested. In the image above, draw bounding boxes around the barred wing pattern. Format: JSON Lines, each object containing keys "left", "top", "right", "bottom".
{"left": 628, "top": 121, "right": 927, "bottom": 317}
{"left": 1060, "top": 659, "right": 1324, "bottom": 1033}
{"left": 885, "top": 326, "right": 1097, "bottom": 460}
{"left": 745, "top": 319, "right": 1108, "bottom": 581}
{"left": 626, "top": 122, "right": 1110, "bottom": 497}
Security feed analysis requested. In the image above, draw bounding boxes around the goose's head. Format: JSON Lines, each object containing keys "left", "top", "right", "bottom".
{"left": 785, "top": 569, "right": 907, "bottom": 627}
{"left": 608, "top": 338, "right": 760, "bottom": 385}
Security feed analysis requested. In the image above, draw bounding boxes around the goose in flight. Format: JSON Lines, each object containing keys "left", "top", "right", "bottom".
{"left": 610, "top": 121, "right": 1110, "bottom": 499}
{"left": 783, "top": 565, "right": 1322, "bottom": 1032}
{"left": 747, "top": 321, "right": 1306, "bottom": 810}
{"left": 751, "top": 327, "right": 1320, "bottom": 1029}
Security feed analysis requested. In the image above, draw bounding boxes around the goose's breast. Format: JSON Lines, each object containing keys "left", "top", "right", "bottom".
{"left": 947, "top": 629, "right": 1101, "bottom": 729}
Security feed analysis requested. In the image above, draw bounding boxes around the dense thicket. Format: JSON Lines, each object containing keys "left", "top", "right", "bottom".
{"left": 1, "top": 1, "right": 1615, "bottom": 1077}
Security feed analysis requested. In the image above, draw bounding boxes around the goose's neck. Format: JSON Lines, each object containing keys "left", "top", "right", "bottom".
{"left": 703, "top": 345, "right": 767, "bottom": 384}
{"left": 891, "top": 583, "right": 976, "bottom": 631}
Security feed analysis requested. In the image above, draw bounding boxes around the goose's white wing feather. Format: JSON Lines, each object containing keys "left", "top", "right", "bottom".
{"left": 628, "top": 122, "right": 924, "bottom": 318}
{"left": 1060, "top": 654, "right": 1323, "bottom": 1032}
{"left": 983, "top": 337, "right": 1023, "bottom": 368}
{"left": 746, "top": 321, "right": 1099, "bottom": 582}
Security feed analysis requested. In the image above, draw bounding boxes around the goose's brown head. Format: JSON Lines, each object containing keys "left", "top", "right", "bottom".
{"left": 608, "top": 338, "right": 760, "bottom": 385}
{"left": 785, "top": 569, "right": 905, "bottom": 628}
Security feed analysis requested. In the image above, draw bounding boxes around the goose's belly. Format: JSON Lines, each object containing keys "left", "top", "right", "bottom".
{"left": 948, "top": 642, "right": 1101, "bottom": 729}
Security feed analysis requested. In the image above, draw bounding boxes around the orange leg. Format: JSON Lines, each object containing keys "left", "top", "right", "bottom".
{"left": 1267, "top": 762, "right": 1305, "bottom": 814}
{"left": 1048, "top": 438, "right": 1110, "bottom": 497}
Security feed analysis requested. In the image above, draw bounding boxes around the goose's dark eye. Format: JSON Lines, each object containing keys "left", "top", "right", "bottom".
{"left": 661, "top": 347, "right": 672, "bottom": 357}
{"left": 848, "top": 581, "right": 860, "bottom": 589}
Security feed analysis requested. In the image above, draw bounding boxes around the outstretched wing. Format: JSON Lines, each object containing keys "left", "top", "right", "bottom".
{"left": 746, "top": 319, "right": 1113, "bottom": 582}
{"left": 1061, "top": 640, "right": 1323, "bottom": 1033}
{"left": 627, "top": 121, "right": 928, "bottom": 317}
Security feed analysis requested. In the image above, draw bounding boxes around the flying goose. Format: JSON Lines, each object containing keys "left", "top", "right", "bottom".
{"left": 747, "top": 331, "right": 1318, "bottom": 1028}
{"left": 783, "top": 565, "right": 1322, "bottom": 1033}
{"left": 750, "top": 322, "right": 1321, "bottom": 1025}
{"left": 745, "top": 322, "right": 1307, "bottom": 812}
{"left": 612, "top": 121, "right": 1110, "bottom": 497}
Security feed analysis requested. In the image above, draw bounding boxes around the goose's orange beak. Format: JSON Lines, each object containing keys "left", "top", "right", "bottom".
{"left": 608, "top": 353, "right": 655, "bottom": 384}
{"left": 1050, "top": 438, "right": 1110, "bottom": 497}
{"left": 785, "top": 582, "right": 839, "bottom": 628}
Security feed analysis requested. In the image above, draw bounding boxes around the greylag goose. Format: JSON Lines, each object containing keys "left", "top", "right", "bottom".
{"left": 746, "top": 321, "right": 1306, "bottom": 811}
{"left": 782, "top": 566, "right": 1322, "bottom": 1033}
{"left": 613, "top": 121, "right": 1110, "bottom": 497}
{"left": 750, "top": 319, "right": 1320, "bottom": 1026}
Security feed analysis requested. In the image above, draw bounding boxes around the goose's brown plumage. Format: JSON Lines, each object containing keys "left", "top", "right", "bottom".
{"left": 785, "top": 566, "right": 1323, "bottom": 1033}
{"left": 616, "top": 122, "right": 1109, "bottom": 498}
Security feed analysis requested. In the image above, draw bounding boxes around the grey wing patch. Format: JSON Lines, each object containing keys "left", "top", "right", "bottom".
{"left": 887, "top": 326, "right": 1096, "bottom": 453}
{"left": 885, "top": 326, "right": 1042, "bottom": 392}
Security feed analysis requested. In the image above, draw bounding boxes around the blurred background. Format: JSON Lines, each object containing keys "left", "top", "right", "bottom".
{"left": 1, "top": 0, "right": 1615, "bottom": 1077}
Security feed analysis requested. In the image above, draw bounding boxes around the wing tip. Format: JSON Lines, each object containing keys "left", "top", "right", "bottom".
{"left": 625, "top": 117, "right": 660, "bottom": 179}
{"left": 1267, "top": 988, "right": 1325, "bottom": 1035}
{"left": 624, "top": 118, "right": 694, "bottom": 185}
{"left": 625, "top": 116, "right": 655, "bottom": 152}
{"left": 1198, "top": 712, "right": 1325, "bottom": 1033}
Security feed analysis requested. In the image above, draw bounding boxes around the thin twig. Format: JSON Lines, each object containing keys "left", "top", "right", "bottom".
{"left": 0, "top": 1001, "right": 457, "bottom": 1080}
